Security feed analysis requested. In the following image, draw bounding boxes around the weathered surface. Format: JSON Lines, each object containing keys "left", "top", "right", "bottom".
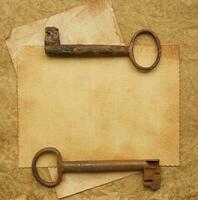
{"left": 0, "top": 0, "right": 198, "bottom": 200}
{"left": 45, "top": 27, "right": 161, "bottom": 71}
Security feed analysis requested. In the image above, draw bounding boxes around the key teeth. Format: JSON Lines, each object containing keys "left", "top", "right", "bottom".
{"left": 45, "top": 27, "right": 61, "bottom": 46}
{"left": 143, "top": 166, "right": 161, "bottom": 190}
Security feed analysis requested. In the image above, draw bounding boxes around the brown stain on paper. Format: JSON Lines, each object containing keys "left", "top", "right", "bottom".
{"left": 162, "top": 45, "right": 180, "bottom": 60}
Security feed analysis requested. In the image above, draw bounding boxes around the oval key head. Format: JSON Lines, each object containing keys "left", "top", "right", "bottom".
{"left": 32, "top": 147, "right": 63, "bottom": 187}
{"left": 129, "top": 29, "right": 161, "bottom": 72}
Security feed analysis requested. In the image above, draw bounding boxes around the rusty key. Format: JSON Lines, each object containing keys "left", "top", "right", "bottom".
{"left": 45, "top": 27, "right": 161, "bottom": 72}
{"left": 32, "top": 147, "right": 161, "bottom": 190}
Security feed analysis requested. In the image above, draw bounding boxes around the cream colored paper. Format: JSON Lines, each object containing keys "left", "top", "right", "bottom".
{"left": 49, "top": 170, "right": 130, "bottom": 198}
{"left": 18, "top": 45, "right": 179, "bottom": 168}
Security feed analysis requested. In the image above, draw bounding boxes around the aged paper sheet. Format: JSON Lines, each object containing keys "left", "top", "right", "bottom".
{"left": 18, "top": 45, "right": 179, "bottom": 168}
{"left": 49, "top": 170, "right": 130, "bottom": 198}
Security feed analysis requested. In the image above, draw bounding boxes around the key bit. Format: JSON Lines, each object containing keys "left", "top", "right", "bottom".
{"left": 32, "top": 147, "right": 161, "bottom": 190}
{"left": 45, "top": 27, "right": 161, "bottom": 72}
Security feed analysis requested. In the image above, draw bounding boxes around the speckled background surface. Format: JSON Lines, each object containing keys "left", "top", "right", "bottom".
{"left": 0, "top": 0, "right": 198, "bottom": 199}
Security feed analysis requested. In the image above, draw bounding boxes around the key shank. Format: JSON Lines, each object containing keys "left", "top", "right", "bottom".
{"left": 46, "top": 44, "right": 128, "bottom": 57}
{"left": 61, "top": 160, "right": 150, "bottom": 173}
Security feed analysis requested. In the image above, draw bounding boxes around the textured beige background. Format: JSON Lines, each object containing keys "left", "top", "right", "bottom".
{"left": 0, "top": 0, "right": 197, "bottom": 199}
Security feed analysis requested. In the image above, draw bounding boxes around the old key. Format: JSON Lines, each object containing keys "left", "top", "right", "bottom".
{"left": 32, "top": 147, "right": 161, "bottom": 190}
{"left": 45, "top": 27, "right": 161, "bottom": 72}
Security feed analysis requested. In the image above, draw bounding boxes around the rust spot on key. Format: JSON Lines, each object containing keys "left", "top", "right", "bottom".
{"left": 45, "top": 27, "right": 161, "bottom": 72}
{"left": 32, "top": 147, "right": 161, "bottom": 190}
